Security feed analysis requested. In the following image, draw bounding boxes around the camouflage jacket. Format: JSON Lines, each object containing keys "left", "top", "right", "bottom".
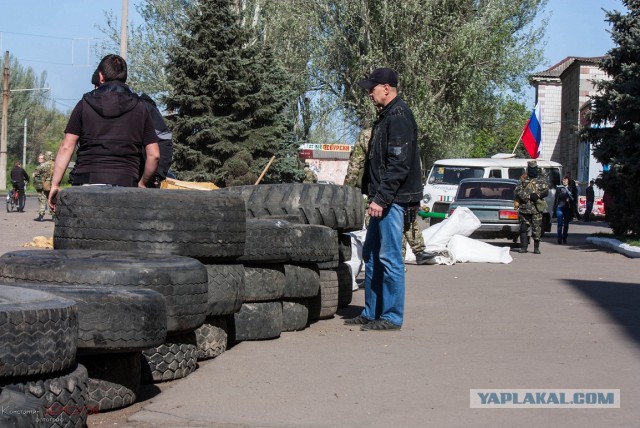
{"left": 343, "top": 129, "right": 371, "bottom": 188}
{"left": 33, "top": 160, "right": 54, "bottom": 191}
{"left": 515, "top": 173, "right": 549, "bottom": 214}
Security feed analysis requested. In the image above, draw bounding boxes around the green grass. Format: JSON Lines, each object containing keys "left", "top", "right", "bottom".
{"left": 592, "top": 232, "right": 640, "bottom": 247}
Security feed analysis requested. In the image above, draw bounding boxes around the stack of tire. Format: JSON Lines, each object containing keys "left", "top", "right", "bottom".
{"left": 218, "top": 183, "right": 362, "bottom": 329}
{"left": 0, "top": 183, "right": 363, "bottom": 419}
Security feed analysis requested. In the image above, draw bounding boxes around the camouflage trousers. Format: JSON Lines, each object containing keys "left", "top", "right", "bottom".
{"left": 402, "top": 219, "right": 425, "bottom": 258}
{"left": 37, "top": 190, "right": 51, "bottom": 216}
{"left": 519, "top": 212, "right": 542, "bottom": 241}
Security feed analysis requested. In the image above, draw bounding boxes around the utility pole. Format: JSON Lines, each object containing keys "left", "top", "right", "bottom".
{"left": 1, "top": 51, "right": 9, "bottom": 191}
{"left": 22, "top": 118, "right": 26, "bottom": 166}
{"left": 120, "top": 0, "right": 128, "bottom": 60}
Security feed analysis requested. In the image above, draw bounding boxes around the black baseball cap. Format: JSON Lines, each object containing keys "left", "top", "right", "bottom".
{"left": 358, "top": 67, "right": 398, "bottom": 90}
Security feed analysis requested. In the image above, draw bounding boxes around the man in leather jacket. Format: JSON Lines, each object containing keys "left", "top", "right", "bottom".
{"left": 345, "top": 67, "right": 422, "bottom": 331}
{"left": 48, "top": 54, "right": 159, "bottom": 212}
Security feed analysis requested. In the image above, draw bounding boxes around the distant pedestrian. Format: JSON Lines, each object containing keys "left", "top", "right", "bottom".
{"left": 10, "top": 161, "right": 29, "bottom": 212}
{"left": 33, "top": 152, "right": 55, "bottom": 221}
{"left": 515, "top": 160, "right": 549, "bottom": 254}
{"left": 555, "top": 176, "right": 573, "bottom": 244}
{"left": 584, "top": 179, "right": 595, "bottom": 222}
{"left": 566, "top": 171, "right": 580, "bottom": 221}
{"left": 303, "top": 164, "right": 318, "bottom": 183}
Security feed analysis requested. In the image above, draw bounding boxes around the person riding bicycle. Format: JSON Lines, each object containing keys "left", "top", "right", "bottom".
{"left": 10, "top": 161, "right": 29, "bottom": 212}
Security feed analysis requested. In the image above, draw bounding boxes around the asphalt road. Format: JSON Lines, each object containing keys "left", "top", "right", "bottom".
{"left": 1, "top": 202, "right": 638, "bottom": 427}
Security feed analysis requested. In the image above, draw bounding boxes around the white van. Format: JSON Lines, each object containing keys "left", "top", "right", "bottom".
{"left": 421, "top": 156, "right": 563, "bottom": 232}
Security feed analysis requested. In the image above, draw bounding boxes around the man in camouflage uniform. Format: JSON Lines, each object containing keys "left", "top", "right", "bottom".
{"left": 345, "top": 129, "right": 428, "bottom": 263}
{"left": 33, "top": 151, "right": 55, "bottom": 222}
{"left": 515, "top": 160, "right": 549, "bottom": 254}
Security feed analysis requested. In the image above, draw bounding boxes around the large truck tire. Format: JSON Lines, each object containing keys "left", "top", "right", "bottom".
{"left": 0, "top": 285, "right": 77, "bottom": 378}
{"left": 231, "top": 302, "right": 282, "bottom": 341}
{"left": 0, "top": 250, "right": 208, "bottom": 335}
{"left": 10, "top": 283, "right": 166, "bottom": 352}
{"left": 1, "top": 363, "right": 90, "bottom": 428}
{"left": 76, "top": 352, "right": 141, "bottom": 412}
{"left": 308, "top": 269, "right": 339, "bottom": 321}
{"left": 243, "top": 265, "right": 286, "bottom": 302}
{"left": 283, "top": 264, "right": 320, "bottom": 299}
{"left": 141, "top": 332, "right": 198, "bottom": 383}
{"left": 219, "top": 183, "right": 364, "bottom": 231}
{"left": 204, "top": 264, "right": 245, "bottom": 316}
{"left": 281, "top": 300, "right": 309, "bottom": 332}
{"left": 53, "top": 186, "right": 246, "bottom": 260}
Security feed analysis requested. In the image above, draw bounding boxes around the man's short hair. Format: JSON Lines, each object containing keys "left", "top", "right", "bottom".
{"left": 97, "top": 54, "right": 128, "bottom": 83}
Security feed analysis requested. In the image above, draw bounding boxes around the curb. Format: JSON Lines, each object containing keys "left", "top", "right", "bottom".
{"left": 586, "top": 237, "right": 640, "bottom": 259}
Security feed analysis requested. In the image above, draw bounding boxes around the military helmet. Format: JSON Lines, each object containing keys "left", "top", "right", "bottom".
{"left": 45, "top": 151, "right": 54, "bottom": 161}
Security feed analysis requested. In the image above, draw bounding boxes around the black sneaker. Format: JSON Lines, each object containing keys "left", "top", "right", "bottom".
{"left": 360, "top": 319, "right": 401, "bottom": 331}
{"left": 344, "top": 315, "right": 371, "bottom": 325}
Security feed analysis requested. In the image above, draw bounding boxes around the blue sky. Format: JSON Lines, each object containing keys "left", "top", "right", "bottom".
{"left": 0, "top": 0, "right": 624, "bottom": 113}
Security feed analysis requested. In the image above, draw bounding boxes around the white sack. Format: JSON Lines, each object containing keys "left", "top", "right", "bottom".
{"left": 423, "top": 207, "right": 481, "bottom": 252}
{"left": 344, "top": 230, "right": 367, "bottom": 290}
{"left": 447, "top": 234, "right": 513, "bottom": 264}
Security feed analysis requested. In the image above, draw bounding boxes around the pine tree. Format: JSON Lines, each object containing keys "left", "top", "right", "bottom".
{"left": 165, "top": 0, "right": 303, "bottom": 186}
{"left": 582, "top": 0, "right": 640, "bottom": 235}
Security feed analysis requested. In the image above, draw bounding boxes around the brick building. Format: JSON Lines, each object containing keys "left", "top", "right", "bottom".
{"left": 529, "top": 56, "right": 609, "bottom": 182}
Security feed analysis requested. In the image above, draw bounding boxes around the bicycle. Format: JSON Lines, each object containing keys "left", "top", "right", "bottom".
{"left": 6, "top": 181, "right": 25, "bottom": 212}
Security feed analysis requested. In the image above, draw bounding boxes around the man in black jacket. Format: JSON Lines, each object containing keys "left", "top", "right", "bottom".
{"left": 345, "top": 67, "right": 423, "bottom": 331}
{"left": 48, "top": 54, "right": 159, "bottom": 212}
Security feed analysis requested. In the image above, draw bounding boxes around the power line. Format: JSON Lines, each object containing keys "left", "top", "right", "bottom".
{"left": 0, "top": 30, "right": 102, "bottom": 41}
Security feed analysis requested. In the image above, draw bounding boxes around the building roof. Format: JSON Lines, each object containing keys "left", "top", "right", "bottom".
{"left": 530, "top": 56, "right": 605, "bottom": 80}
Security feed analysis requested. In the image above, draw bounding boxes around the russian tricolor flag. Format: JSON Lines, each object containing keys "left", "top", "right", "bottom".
{"left": 521, "top": 102, "right": 542, "bottom": 159}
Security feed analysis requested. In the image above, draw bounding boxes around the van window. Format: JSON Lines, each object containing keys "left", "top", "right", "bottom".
{"left": 488, "top": 169, "right": 502, "bottom": 178}
{"left": 429, "top": 166, "right": 484, "bottom": 185}
{"left": 543, "top": 168, "right": 561, "bottom": 187}
{"left": 508, "top": 168, "right": 525, "bottom": 179}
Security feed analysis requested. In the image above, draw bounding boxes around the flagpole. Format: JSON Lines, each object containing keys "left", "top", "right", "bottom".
{"left": 511, "top": 127, "right": 526, "bottom": 155}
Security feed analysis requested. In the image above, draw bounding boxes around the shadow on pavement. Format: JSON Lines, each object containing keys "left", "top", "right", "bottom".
{"left": 336, "top": 305, "right": 364, "bottom": 320}
{"left": 566, "top": 279, "right": 640, "bottom": 347}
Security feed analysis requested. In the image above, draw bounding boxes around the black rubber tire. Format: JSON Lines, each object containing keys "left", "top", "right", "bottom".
{"left": 0, "top": 250, "right": 208, "bottom": 335}
{"left": 243, "top": 265, "right": 286, "bottom": 302}
{"left": 283, "top": 264, "right": 320, "bottom": 299}
{"left": 11, "top": 283, "right": 166, "bottom": 352}
{"left": 0, "top": 387, "right": 42, "bottom": 427}
{"left": 205, "top": 264, "right": 245, "bottom": 316}
{"left": 281, "top": 300, "right": 309, "bottom": 332}
{"left": 336, "top": 263, "right": 354, "bottom": 308}
{"left": 287, "top": 224, "right": 338, "bottom": 264}
{"left": 53, "top": 186, "right": 246, "bottom": 260}
{"left": 1, "top": 363, "right": 91, "bottom": 428}
{"left": 0, "top": 285, "right": 77, "bottom": 378}
{"left": 232, "top": 302, "right": 282, "bottom": 341}
{"left": 308, "top": 269, "right": 339, "bottom": 320}
{"left": 240, "top": 219, "right": 291, "bottom": 263}
{"left": 76, "top": 352, "right": 141, "bottom": 412}
{"left": 240, "top": 220, "right": 337, "bottom": 264}
{"left": 219, "top": 183, "right": 364, "bottom": 231}
{"left": 188, "top": 317, "right": 228, "bottom": 360}
{"left": 141, "top": 332, "right": 198, "bottom": 383}
{"left": 338, "top": 233, "right": 352, "bottom": 262}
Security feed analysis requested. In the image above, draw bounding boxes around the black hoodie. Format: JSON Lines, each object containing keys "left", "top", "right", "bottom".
{"left": 66, "top": 81, "right": 156, "bottom": 186}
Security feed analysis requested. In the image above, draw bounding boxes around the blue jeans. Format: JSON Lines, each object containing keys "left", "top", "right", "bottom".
{"left": 361, "top": 203, "right": 405, "bottom": 326}
{"left": 556, "top": 206, "right": 570, "bottom": 240}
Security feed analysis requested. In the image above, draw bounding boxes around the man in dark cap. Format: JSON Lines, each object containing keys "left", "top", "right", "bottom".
{"left": 515, "top": 160, "right": 549, "bottom": 254}
{"left": 344, "top": 67, "right": 422, "bottom": 331}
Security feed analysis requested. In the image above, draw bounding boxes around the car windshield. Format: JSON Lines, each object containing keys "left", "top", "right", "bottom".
{"left": 428, "top": 166, "right": 484, "bottom": 185}
{"left": 457, "top": 182, "right": 516, "bottom": 200}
